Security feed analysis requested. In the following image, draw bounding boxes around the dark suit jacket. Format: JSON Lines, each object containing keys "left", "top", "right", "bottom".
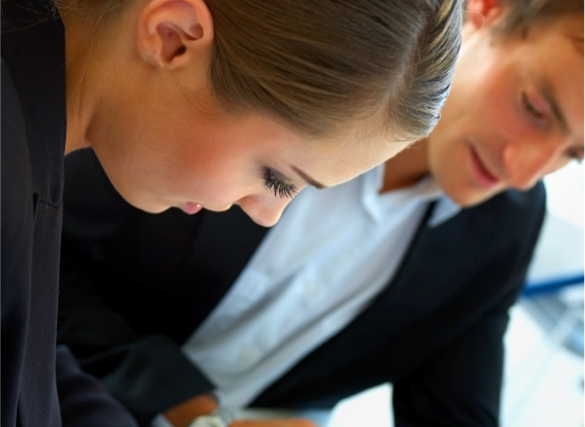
{"left": 2, "top": 2, "right": 138, "bottom": 426}
{"left": 58, "top": 148, "right": 546, "bottom": 427}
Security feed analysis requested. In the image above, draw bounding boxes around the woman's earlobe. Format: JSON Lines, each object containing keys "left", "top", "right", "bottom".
{"left": 136, "top": 0, "right": 213, "bottom": 69}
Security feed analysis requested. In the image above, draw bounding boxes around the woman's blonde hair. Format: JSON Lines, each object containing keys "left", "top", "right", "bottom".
{"left": 68, "top": 0, "right": 463, "bottom": 141}
{"left": 206, "top": 0, "right": 463, "bottom": 140}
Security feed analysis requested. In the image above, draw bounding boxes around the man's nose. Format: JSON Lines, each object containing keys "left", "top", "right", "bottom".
{"left": 502, "top": 137, "right": 565, "bottom": 191}
{"left": 237, "top": 194, "right": 294, "bottom": 227}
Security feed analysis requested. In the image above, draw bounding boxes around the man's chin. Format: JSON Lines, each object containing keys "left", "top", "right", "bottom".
{"left": 444, "top": 187, "right": 497, "bottom": 208}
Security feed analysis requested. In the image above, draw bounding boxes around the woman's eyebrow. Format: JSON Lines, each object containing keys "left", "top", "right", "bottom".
{"left": 291, "top": 166, "right": 327, "bottom": 189}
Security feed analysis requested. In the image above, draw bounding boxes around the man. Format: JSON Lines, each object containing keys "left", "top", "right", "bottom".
{"left": 57, "top": 0, "right": 584, "bottom": 426}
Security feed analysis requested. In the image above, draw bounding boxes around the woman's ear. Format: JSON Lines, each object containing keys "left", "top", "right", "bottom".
{"left": 136, "top": 0, "right": 213, "bottom": 69}
{"left": 466, "top": 0, "right": 502, "bottom": 31}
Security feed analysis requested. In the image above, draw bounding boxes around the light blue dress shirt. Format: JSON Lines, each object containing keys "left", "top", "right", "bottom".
{"left": 180, "top": 165, "right": 460, "bottom": 408}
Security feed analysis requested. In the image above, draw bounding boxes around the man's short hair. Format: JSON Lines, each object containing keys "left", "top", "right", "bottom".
{"left": 496, "top": 0, "right": 584, "bottom": 37}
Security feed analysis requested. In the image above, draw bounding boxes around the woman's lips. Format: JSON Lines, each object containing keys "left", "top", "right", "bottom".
{"left": 469, "top": 147, "right": 500, "bottom": 189}
{"left": 182, "top": 202, "right": 202, "bottom": 215}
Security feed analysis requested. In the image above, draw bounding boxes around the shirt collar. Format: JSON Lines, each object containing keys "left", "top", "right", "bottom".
{"left": 360, "top": 165, "right": 461, "bottom": 225}
{"left": 428, "top": 196, "right": 461, "bottom": 227}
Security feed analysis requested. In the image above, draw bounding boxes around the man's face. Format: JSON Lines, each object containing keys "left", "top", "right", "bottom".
{"left": 427, "top": 13, "right": 583, "bottom": 207}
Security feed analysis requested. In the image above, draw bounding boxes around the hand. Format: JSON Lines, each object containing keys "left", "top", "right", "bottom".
{"left": 231, "top": 419, "right": 318, "bottom": 427}
{"left": 164, "top": 393, "right": 218, "bottom": 427}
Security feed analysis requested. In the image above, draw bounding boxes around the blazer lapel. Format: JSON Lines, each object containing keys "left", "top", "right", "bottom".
{"left": 255, "top": 200, "right": 501, "bottom": 402}
{"left": 326, "top": 200, "right": 499, "bottom": 363}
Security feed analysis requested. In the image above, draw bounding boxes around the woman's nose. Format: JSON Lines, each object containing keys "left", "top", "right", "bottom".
{"left": 237, "top": 194, "right": 294, "bottom": 227}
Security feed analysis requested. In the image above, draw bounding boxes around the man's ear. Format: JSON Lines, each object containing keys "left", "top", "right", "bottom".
{"left": 466, "top": 0, "right": 503, "bottom": 31}
{"left": 136, "top": 0, "right": 213, "bottom": 69}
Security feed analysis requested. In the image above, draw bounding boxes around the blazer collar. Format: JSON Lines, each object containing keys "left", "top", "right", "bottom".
{"left": 2, "top": 0, "right": 66, "bottom": 206}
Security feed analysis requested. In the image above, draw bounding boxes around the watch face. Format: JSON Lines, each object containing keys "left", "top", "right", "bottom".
{"left": 190, "top": 415, "right": 225, "bottom": 427}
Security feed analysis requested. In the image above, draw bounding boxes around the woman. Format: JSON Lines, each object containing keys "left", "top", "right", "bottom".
{"left": 1, "top": 0, "right": 462, "bottom": 426}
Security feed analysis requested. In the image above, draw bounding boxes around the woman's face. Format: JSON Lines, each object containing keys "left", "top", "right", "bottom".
{"left": 66, "top": 0, "right": 410, "bottom": 227}
{"left": 87, "top": 75, "right": 407, "bottom": 227}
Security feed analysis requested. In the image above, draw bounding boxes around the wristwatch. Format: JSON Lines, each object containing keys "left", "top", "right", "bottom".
{"left": 188, "top": 408, "right": 235, "bottom": 427}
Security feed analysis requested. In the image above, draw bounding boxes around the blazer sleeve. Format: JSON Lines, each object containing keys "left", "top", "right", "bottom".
{"left": 392, "top": 185, "right": 546, "bottom": 427}
{"left": 56, "top": 344, "right": 140, "bottom": 427}
{"left": 57, "top": 151, "right": 215, "bottom": 427}
{"left": 58, "top": 283, "right": 214, "bottom": 427}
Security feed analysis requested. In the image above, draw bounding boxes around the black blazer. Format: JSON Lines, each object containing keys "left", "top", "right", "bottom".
{"left": 2, "top": 2, "right": 138, "bottom": 426}
{"left": 58, "top": 148, "right": 546, "bottom": 427}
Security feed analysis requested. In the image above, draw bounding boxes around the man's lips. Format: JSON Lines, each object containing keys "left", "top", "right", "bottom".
{"left": 469, "top": 147, "right": 501, "bottom": 189}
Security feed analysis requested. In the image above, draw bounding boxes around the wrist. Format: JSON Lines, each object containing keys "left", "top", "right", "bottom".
{"left": 164, "top": 392, "right": 219, "bottom": 427}
{"left": 187, "top": 407, "right": 235, "bottom": 427}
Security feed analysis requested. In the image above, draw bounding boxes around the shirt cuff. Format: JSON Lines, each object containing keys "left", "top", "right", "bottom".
{"left": 150, "top": 389, "right": 223, "bottom": 427}
{"left": 151, "top": 413, "right": 174, "bottom": 427}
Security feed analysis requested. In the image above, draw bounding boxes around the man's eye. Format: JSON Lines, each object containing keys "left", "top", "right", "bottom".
{"left": 522, "top": 92, "right": 545, "bottom": 120}
{"left": 263, "top": 168, "right": 298, "bottom": 199}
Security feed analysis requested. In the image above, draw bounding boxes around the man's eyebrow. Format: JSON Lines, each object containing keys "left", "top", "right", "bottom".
{"left": 541, "top": 80, "right": 569, "bottom": 135}
{"left": 291, "top": 166, "right": 327, "bottom": 189}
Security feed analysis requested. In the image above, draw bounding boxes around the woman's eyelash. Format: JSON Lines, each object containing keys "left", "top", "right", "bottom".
{"left": 263, "top": 168, "right": 298, "bottom": 199}
{"left": 522, "top": 92, "right": 544, "bottom": 119}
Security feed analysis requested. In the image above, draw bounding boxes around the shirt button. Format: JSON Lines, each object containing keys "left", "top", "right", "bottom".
{"left": 248, "top": 280, "right": 266, "bottom": 296}
{"left": 239, "top": 346, "right": 258, "bottom": 364}
{"left": 304, "top": 282, "right": 321, "bottom": 299}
